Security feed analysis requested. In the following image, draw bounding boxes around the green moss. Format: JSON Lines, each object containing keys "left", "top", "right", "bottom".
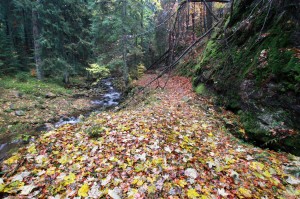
{"left": 200, "top": 40, "right": 218, "bottom": 66}
{"left": 284, "top": 56, "right": 300, "bottom": 92}
{"left": 239, "top": 112, "right": 270, "bottom": 142}
{"left": 250, "top": 25, "right": 300, "bottom": 92}
{"left": 190, "top": 0, "right": 300, "bottom": 155}
{"left": 194, "top": 63, "right": 201, "bottom": 71}
{"left": 0, "top": 73, "right": 72, "bottom": 95}
{"left": 195, "top": 83, "right": 206, "bottom": 95}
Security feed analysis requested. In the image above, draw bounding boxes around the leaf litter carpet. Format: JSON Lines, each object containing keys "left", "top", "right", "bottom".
{"left": 1, "top": 73, "right": 299, "bottom": 198}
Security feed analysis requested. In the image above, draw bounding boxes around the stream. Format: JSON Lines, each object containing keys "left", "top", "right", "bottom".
{"left": 0, "top": 78, "right": 121, "bottom": 161}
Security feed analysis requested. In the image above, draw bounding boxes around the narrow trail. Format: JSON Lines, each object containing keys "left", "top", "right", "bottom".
{"left": 1, "top": 73, "right": 299, "bottom": 198}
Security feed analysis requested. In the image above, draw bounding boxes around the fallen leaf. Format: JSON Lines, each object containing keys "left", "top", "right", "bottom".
{"left": 20, "top": 184, "right": 36, "bottom": 195}
{"left": 88, "top": 183, "right": 102, "bottom": 198}
{"left": 78, "top": 183, "right": 89, "bottom": 197}
{"left": 27, "top": 144, "right": 37, "bottom": 154}
{"left": 187, "top": 188, "right": 200, "bottom": 198}
{"left": 147, "top": 185, "right": 156, "bottom": 193}
{"left": 178, "top": 179, "right": 187, "bottom": 187}
{"left": 185, "top": 168, "right": 198, "bottom": 179}
{"left": 11, "top": 172, "right": 31, "bottom": 182}
{"left": 250, "top": 162, "right": 264, "bottom": 171}
{"left": 217, "top": 188, "right": 228, "bottom": 197}
{"left": 238, "top": 187, "right": 252, "bottom": 198}
{"left": 4, "top": 155, "right": 20, "bottom": 165}
{"left": 286, "top": 176, "right": 300, "bottom": 185}
{"left": 64, "top": 173, "right": 76, "bottom": 185}
{"left": 108, "top": 188, "right": 121, "bottom": 199}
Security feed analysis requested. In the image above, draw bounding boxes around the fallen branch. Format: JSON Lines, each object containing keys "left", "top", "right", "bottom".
{"left": 117, "top": 21, "right": 220, "bottom": 111}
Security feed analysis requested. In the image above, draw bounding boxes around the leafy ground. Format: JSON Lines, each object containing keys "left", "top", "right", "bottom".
{"left": 0, "top": 75, "right": 102, "bottom": 140}
{"left": 0, "top": 73, "right": 299, "bottom": 198}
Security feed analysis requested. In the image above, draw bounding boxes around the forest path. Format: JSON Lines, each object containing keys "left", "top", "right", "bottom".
{"left": 1, "top": 73, "right": 299, "bottom": 198}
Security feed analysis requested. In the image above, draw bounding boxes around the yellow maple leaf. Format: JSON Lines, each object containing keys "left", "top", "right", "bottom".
{"left": 263, "top": 170, "right": 271, "bottom": 178}
{"left": 127, "top": 158, "right": 134, "bottom": 166}
{"left": 152, "top": 158, "right": 163, "bottom": 165}
{"left": 134, "top": 164, "right": 144, "bottom": 172}
{"left": 250, "top": 162, "right": 264, "bottom": 171}
{"left": 132, "top": 177, "right": 140, "bottom": 184}
{"left": 58, "top": 155, "right": 69, "bottom": 164}
{"left": 254, "top": 172, "right": 265, "bottom": 179}
{"left": 137, "top": 180, "right": 144, "bottom": 186}
{"left": 46, "top": 167, "right": 56, "bottom": 175}
{"left": 4, "top": 154, "right": 20, "bottom": 165}
{"left": 0, "top": 183, "right": 4, "bottom": 192}
{"left": 238, "top": 187, "right": 252, "bottom": 198}
{"left": 200, "top": 195, "right": 209, "bottom": 199}
{"left": 147, "top": 177, "right": 156, "bottom": 183}
{"left": 178, "top": 179, "right": 187, "bottom": 187}
{"left": 42, "top": 131, "right": 55, "bottom": 138}
{"left": 239, "top": 128, "right": 245, "bottom": 134}
{"left": 119, "top": 163, "right": 128, "bottom": 169}
{"left": 3, "top": 181, "right": 24, "bottom": 193}
{"left": 78, "top": 183, "right": 89, "bottom": 197}
{"left": 64, "top": 173, "right": 76, "bottom": 185}
{"left": 27, "top": 144, "right": 37, "bottom": 154}
{"left": 187, "top": 188, "right": 200, "bottom": 198}
{"left": 147, "top": 185, "right": 156, "bottom": 193}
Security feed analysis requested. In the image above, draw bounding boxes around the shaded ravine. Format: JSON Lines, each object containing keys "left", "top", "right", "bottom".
{"left": 0, "top": 78, "right": 121, "bottom": 161}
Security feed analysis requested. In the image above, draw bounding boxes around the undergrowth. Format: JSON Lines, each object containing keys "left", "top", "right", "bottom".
{"left": 0, "top": 73, "right": 72, "bottom": 95}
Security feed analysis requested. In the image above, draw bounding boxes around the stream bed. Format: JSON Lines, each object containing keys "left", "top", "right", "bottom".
{"left": 0, "top": 78, "right": 121, "bottom": 161}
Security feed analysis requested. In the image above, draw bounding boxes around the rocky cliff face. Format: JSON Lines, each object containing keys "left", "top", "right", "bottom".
{"left": 193, "top": 0, "right": 300, "bottom": 155}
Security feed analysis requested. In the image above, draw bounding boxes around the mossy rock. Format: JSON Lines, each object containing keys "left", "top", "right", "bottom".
{"left": 191, "top": 0, "right": 300, "bottom": 155}
{"left": 195, "top": 84, "right": 206, "bottom": 95}
{"left": 239, "top": 110, "right": 300, "bottom": 155}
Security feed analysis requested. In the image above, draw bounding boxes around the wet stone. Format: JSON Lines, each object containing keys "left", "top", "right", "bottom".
{"left": 15, "top": 110, "right": 26, "bottom": 116}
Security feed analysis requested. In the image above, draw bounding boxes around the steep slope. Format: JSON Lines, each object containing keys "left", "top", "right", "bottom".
{"left": 0, "top": 73, "right": 299, "bottom": 198}
{"left": 192, "top": 0, "right": 300, "bottom": 154}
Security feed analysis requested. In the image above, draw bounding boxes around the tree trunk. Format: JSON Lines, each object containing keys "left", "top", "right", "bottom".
{"left": 192, "top": 2, "right": 195, "bottom": 41}
{"left": 206, "top": 2, "right": 213, "bottom": 30}
{"left": 230, "top": 0, "right": 235, "bottom": 23}
{"left": 140, "top": 0, "right": 144, "bottom": 47}
{"left": 23, "top": 9, "right": 30, "bottom": 53}
{"left": 32, "top": 0, "right": 43, "bottom": 80}
{"left": 122, "top": 0, "right": 129, "bottom": 87}
{"left": 186, "top": 0, "right": 190, "bottom": 32}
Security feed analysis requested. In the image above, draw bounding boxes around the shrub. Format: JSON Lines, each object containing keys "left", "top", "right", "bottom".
{"left": 86, "top": 63, "right": 110, "bottom": 79}
{"left": 86, "top": 126, "right": 106, "bottom": 138}
{"left": 137, "top": 63, "right": 146, "bottom": 78}
{"left": 15, "top": 72, "right": 29, "bottom": 82}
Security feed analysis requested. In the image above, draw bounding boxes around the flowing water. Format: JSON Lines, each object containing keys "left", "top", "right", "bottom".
{"left": 0, "top": 78, "right": 121, "bottom": 161}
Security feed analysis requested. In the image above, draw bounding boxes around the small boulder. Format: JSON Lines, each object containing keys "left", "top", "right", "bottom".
{"left": 15, "top": 110, "right": 26, "bottom": 116}
{"left": 45, "top": 92, "right": 56, "bottom": 98}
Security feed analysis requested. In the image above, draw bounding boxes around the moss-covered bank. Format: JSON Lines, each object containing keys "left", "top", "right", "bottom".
{"left": 193, "top": 0, "right": 300, "bottom": 155}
